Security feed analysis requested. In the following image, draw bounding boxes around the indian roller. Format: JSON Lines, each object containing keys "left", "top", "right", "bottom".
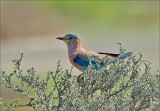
{"left": 56, "top": 34, "right": 132, "bottom": 82}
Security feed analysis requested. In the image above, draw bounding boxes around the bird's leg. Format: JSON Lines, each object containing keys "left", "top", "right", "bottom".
{"left": 77, "top": 73, "right": 84, "bottom": 85}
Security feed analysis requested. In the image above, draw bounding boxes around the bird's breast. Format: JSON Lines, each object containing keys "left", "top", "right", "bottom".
{"left": 68, "top": 46, "right": 85, "bottom": 71}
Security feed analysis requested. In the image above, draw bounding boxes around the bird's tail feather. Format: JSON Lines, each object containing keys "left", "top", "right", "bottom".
{"left": 107, "top": 52, "right": 132, "bottom": 65}
{"left": 117, "top": 52, "right": 132, "bottom": 59}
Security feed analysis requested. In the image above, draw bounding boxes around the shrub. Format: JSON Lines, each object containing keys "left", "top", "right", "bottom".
{"left": 0, "top": 45, "right": 160, "bottom": 111}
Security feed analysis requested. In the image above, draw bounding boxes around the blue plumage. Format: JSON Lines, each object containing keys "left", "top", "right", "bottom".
{"left": 73, "top": 56, "right": 89, "bottom": 68}
{"left": 67, "top": 34, "right": 79, "bottom": 39}
{"left": 73, "top": 56, "right": 105, "bottom": 71}
{"left": 117, "top": 52, "right": 132, "bottom": 59}
{"left": 73, "top": 52, "right": 132, "bottom": 71}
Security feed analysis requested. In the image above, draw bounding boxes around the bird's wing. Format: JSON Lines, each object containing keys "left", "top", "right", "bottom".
{"left": 73, "top": 51, "right": 132, "bottom": 71}
{"left": 73, "top": 50, "right": 117, "bottom": 67}
{"left": 98, "top": 52, "right": 120, "bottom": 58}
{"left": 73, "top": 53, "right": 99, "bottom": 67}
{"left": 73, "top": 53, "right": 115, "bottom": 71}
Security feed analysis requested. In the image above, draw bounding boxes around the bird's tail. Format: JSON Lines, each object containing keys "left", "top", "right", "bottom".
{"left": 107, "top": 52, "right": 132, "bottom": 65}
{"left": 117, "top": 52, "right": 132, "bottom": 59}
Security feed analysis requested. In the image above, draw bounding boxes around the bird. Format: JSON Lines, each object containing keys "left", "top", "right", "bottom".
{"left": 56, "top": 34, "right": 132, "bottom": 82}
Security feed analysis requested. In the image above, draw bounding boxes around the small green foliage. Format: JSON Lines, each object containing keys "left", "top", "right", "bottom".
{"left": 0, "top": 46, "right": 160, "bottom": 111}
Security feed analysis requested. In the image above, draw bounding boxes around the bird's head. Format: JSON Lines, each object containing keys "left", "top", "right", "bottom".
{"left": 56, "top": 34, "right": 80, "bottom": 46}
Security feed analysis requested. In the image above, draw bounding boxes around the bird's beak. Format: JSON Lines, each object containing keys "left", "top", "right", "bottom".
{"left": 56, "top": 37, "right": 66, "bottom": 40}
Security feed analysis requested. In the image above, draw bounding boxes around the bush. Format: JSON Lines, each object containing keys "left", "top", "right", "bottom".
{"left": 0, "top": 46, "right": 160, "bottom": 111}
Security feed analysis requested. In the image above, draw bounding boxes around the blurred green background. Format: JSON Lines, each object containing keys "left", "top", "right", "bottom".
{"left": 1, "top": 1, "right": 159, "bottom": 110}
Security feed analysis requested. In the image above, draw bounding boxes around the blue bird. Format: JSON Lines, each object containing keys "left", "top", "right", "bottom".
{"left": 57, "top": 34, "right": 132, "bottom": 82}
